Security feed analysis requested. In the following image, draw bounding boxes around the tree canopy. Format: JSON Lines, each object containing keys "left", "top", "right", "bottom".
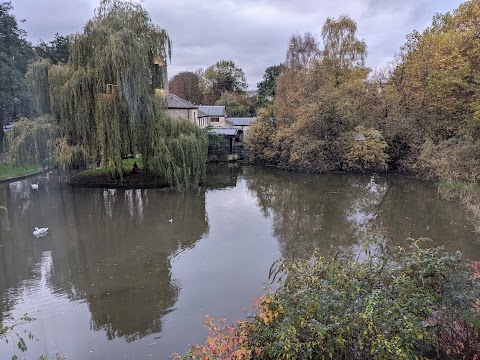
{"left": 34, "top": 33, "right": 71, "bottom": 64}
{"left": 169, "top": 71, "right": 203, "bottom": 104}
{"left": 16, "top": 0, "right": 207, "bottom": 187}
{"left": 256, "top": 64, "right": 284, "bottom": 105}
{"left": 249, "top": 16, "right": 383, "bottom": 173}
{"left": 0, "top": 1, "right": 33, "bottom": 145}
{"left": 248, "top": 2, "right": 480, "bottom": 182}
{"left": 201, "top": 60, "right": 248, "bottom": 104}
{"left": 215, "top": 91, "right": 255, "bottom": 117}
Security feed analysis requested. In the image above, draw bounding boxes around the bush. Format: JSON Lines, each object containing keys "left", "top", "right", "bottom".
{"left": 417, "top": 138, "right": 480, "bottom": 182}
{"left": 180, "top": 238, "right": 480, "bottom": 359}
{"left": 208, "top": 132, "right": 228, "bottom": 155}
{"left": 341, "top": 126, "right": 388, "bottom": 172}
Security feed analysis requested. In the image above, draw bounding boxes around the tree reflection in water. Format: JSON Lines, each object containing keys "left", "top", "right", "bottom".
{"left": 0, "top": 175, "right": 209, "bottom": 342}
{"left": 0, "top": 165, "right": 479, "bottom": 353}
{"left": 244, "top": 166, "right": 480, "bottom": 259}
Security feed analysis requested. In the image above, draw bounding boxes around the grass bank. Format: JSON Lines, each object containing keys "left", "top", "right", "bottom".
{"left": 438, "top": 179, "right": 480, "bottom": 233}
{"left": 0, "top": 161, "right": 42, "bottom": 181}
{"left": 69, "top": 158, "right": 170, "bottom": 188}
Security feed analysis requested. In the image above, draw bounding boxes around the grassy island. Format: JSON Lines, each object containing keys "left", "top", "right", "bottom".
{"left": 68, "top": 158, "right": 170, "bottom": 188}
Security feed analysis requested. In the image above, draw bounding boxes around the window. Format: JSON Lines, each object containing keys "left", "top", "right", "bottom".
{"left": 211, "top": 117, "right": 220, "bottom": 122}
{"left": 153, "top": 64, "right": 163, "bottom": 89}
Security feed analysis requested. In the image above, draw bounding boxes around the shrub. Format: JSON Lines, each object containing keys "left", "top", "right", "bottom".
{"left": 180, "top": 238, "right": 480, "bottom": 359}
{"left": 417, "top": 138, "right": 480, "bottom": 182}
{"left": 342, "top": 126, "right": 388, "bottom": 172}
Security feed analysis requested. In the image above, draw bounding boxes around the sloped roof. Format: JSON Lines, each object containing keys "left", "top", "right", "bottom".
{"left": 198, "top": 109, "right": 208, "bottom": 117}
{"left": 227, "top": 117, "right": 256, "bottom": 126}
{"left": 165, "top": 94, "right": 197, "bottom": 109}
{"left": 198, "top": 105, "right": 226, "bottom": 117}
{"left": 208, "top": 127, "right": 238, "bottom": 136}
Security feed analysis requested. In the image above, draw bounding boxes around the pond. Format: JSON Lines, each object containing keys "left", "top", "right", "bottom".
{"left": 0, "top": 165, "right": 478, "bottom": 359}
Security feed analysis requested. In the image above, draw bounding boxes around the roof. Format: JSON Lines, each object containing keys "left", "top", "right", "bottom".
{"left": 198, "top": 105, "right": 226, "bottom": 117}
{"left": 165, "top": 93, "right": 198, "bottom": 109}
{"left": 208, "top": 127, "right": 238, "bottom": 136}
{"left": 198, "top": 109, "right": 208, "bottom": 118}
{"left": 227, "top": 117, "right": 256, "bottom": 126}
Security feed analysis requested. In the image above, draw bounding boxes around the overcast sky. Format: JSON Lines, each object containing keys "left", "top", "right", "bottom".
{"left": 12, "top": 0, "right": 465, "bottom": 89}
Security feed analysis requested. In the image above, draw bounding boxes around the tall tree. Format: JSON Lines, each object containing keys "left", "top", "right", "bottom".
{"left": 34, "top": 33, "right": 71, "bottom": 64}
{"left": 250, "top": 16, "right": 375, "bottom": 172}
{"left": 169, "top": 71, "right": 202, "bottom": 104}
{"left": 0, "top": 1, "right": 33, "bottom": 147}
{"left": 201, "top": 60, "right": 247, "bottom": 104}
{"left": 257, "top": 64, "right": 284, "bottom": 105}
{"left": 321, "top": 14, "right": 367, "bottom": 72}
{"left": 389, "top": 2, "right": 480, "bottom": 141}
{"left": 215, "top": 91, "right": 255, "bottom": 117}
{"left": 21, "top": 0, "right": 207, "bottom": 186}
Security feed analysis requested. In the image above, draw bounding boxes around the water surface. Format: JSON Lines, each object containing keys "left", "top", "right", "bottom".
{"left": 0, "top": 165, "right": 478, "bottom": 359}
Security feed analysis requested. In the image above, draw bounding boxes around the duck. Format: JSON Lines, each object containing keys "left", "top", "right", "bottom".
{"left": 33, "top": 227, "right": 48, "bottom": 236}
{"left": 31, "top": 182, "right": 39, "bottom": 190}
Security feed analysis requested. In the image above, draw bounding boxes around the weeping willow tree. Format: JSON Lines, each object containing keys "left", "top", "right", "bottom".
{"left": 21, "top": 0, "right": 207, "bottom": 186}
{"left": 5, "top": 115, "right": 60, "bottom": 167}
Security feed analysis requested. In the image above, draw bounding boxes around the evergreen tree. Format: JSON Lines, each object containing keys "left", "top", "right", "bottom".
{"left": 0, "top": 1, "right": 33, "bottom": 148}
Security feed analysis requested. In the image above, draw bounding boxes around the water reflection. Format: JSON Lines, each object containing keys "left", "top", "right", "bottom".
{"left": 0, "top": 176, "right": 209, "bottom": 343}
{"left": 245, "top": 167, "right": 480, "bottom": 259}
{"left": 0, "top": 165, "right": 478, "bottom": 359}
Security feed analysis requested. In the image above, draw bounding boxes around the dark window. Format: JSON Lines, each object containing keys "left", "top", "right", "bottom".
{"left": 153, "top": 64, "right": 163, "bottom": 89}
{"left": 211, "top": 117, "right": 220, "bottom": 122}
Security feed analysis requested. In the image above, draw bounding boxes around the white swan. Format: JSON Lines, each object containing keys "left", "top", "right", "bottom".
{"left": 168, "top": 218, "right": 173, "bottom": 223}
{"left": 31, "top": 182, "right": 39, "bottom": 190}
{"left": 33, "top": 227, "right": 48, "bottom": 236}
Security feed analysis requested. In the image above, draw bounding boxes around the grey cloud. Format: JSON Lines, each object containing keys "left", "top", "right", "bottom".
{"left": 13, "top": 0, "right": 466, "bottom": 89}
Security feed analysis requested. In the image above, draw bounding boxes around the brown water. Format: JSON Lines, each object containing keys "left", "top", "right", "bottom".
{"left": 0, "top": 165, "right": 478, "bottom": 359}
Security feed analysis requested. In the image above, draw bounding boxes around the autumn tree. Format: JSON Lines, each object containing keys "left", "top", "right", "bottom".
{"left": 274, "top": 33, "right": 320, "bottom": 125}
{"left": 250, "top": 16, "right": 376, "bottom": 172}
{"left": 169, "top": 71, "right": 202, "bottom": 104}
{"left": 201, "top": 60, "right": 248, "bottom": 104}
{"left": 376, "top": 0, "right": 480, "bottom": 176}
{"left": 278, "top": 16, "right": 369, "bottom": 144}
{"left": 321, "top": 14, "right": 367, "bottom": 72}
{"left": 391, "top": 3, "right": 480, "bottom": 142}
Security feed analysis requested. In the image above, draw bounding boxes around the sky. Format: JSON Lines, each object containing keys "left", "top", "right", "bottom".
{"left": 12, "top": 0, "right": 466, "bottom": 89}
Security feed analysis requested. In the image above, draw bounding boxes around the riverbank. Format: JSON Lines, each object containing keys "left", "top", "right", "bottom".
{"left": 438, "top": 180, "right": 480, "bottom": 233}
{"left": 0, "top": 160, "right": 42, "bottom": 182}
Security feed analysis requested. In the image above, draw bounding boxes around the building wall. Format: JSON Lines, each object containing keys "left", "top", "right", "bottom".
{"left": 233, "top": 125, "right": 250, "bottom": 143}
{"left": 167, "top": 109, "right": 198, "bottom": 123}
{"left": 208, "top": 116, "right": 227, "bottom": 127}
{"left": 190, "top": 109, "right": 197, "bottom": 123}
{"left": 167, "top": 109, "right": 190, "bottom": 120}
